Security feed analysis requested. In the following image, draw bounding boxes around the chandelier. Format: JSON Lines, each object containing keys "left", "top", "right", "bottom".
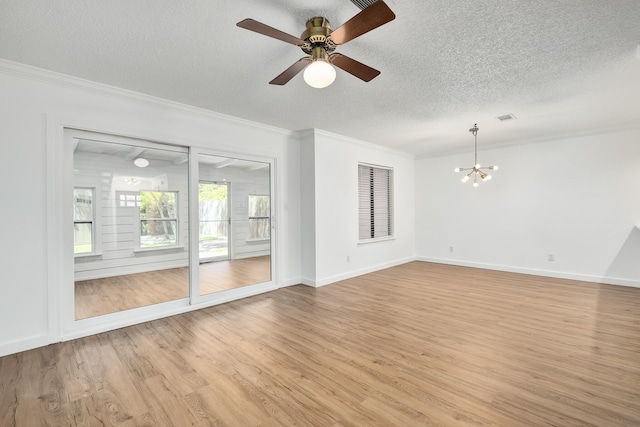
{"left": 454, "top": 123, "right": 498, "bottom": 187}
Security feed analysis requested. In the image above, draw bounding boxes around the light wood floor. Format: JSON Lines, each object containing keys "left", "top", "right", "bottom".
{"left": 75, "top": 256, "right": 271, "bottom": 319}
{"left": 4, "top": 261, "right": 640, "bottom": 426}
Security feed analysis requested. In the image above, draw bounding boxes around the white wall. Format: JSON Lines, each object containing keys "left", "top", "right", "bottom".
{"left": 0, "top": 60, "right": 301, "bottom": 356}
{"left": 416, "top": 128, "right": 640, "bottom": 287}
{"left": 300, "top": 130, "right": 416, "bottom": 286}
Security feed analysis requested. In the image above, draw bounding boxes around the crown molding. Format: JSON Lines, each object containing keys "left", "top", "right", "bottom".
{"left": 309, "top": 128, "right": 415, "bottom": 159}
{"left": 416, "top": 121, "right": 640, "bottom": 160}
{"left": 0, "top": 58, "right": 295, "bottom": 138}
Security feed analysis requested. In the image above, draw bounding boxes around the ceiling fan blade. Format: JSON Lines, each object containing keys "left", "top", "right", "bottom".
{"left": 330, "top": 53, "right": 380, "bottom": 82}
{"left": 269, "top": 58, "right": 312, "bottom": 85}
{"left": 237, "top": 19, "right": 305, "bottom": 46}
{"left": 329, "top": 0, "right": 395, "bottom": 45}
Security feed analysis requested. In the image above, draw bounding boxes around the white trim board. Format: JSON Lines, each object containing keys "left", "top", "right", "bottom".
{"left": 0, "top": 334, "right": 51, "bottom": 358}
{"left": 416, "top": 257, "right": 640, "bottom": 289}
{"left": 302, "top": 256, "right": 416, "bottom": 288}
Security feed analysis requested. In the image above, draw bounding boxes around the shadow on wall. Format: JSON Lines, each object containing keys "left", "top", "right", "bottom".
{"left": 605, "top": 226, "right": 640, "bottom": 287}
{"left": 594, "top": 229, "right": 640, "bottom": 363}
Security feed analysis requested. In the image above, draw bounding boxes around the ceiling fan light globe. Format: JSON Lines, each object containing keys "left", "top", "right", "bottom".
{"left": 303, "top": 61, "right": 336, "bottom": 88}
{"left": 134, "top": 158, "right": 149, "bottom": 168}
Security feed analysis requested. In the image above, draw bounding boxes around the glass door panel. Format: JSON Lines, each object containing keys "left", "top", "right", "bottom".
{"left": 198, "top": 154, "right": 271, "bottom": 296}
{"left": 72, "top": 134, "right": 189, "bottom": 319}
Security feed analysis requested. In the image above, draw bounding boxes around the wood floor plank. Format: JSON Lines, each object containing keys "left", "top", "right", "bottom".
{"left": 3, "top": 261, "right": 640, "bottom": 425}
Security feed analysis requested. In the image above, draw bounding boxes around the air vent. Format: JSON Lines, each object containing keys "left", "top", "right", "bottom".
{"left": 497, "top": 113, "right": 517, "bottom": 121}
{"left": 349, "top": 0, "right": 378, "bottom": 10}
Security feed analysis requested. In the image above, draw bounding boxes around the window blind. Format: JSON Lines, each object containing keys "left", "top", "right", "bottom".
{"left": 358, "top": 163, "right": 393, "bottom": 240}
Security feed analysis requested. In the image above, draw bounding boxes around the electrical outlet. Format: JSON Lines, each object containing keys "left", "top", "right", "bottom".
{"left": 548, "top": 254, "right": 555, "bottom": 261}
{"left": 346, "top": 256, "right": 350, "bottom": 263}
{"left": 449, "top": 246, "right": 454, "bottom": 253}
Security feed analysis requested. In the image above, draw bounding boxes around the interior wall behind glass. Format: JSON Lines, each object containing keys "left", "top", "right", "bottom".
{"left": 73, "top": 140, "right": 189, "bottom": 281}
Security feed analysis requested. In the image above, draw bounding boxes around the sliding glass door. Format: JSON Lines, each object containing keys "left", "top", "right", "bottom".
{"left": 63, "top": 128, "right": 276, "bottom": 336}
{"left": 196, "top": 153, "right": 272, "bottom": 297}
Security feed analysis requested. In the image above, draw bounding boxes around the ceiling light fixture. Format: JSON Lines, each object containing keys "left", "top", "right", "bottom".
{"left": 133, "top": 158, "right": 149, "bottom": 168}
{"left": 303, "top": 46, "right": 336, "bottom": 88}
{"left": 125, "top": 177, "right": 140, "bottom": 185}
{"left": 454, "top": 124, "right": 498, "bottom": 187}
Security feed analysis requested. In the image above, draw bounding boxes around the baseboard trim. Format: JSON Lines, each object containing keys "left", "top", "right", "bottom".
{"left": 310, "top": 257, "right": 417, "bottom": 288}
{"left": 416, "top": 257, "right": 640, "bottom": 289}
{"left": 0, "top": 334, "right": 51, "bottom": 358}
{"left": 280, "top": 278, "right": 303, "bottom": 287}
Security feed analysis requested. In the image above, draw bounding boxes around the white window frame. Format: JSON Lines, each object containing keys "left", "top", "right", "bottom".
{"left": 73, "top": 187, "right": 97, "bottom": 256}
{"left": 358, "top": 163, "right": 394, "bottom": 243}
{"left": 116, "top": 190, "right": 141, "bottom": 208}
{"left": 136, "top": 190, "right": 179, "bottom": 250}
{"left": 247, "top": 194, "right": 270, "bottom": 241}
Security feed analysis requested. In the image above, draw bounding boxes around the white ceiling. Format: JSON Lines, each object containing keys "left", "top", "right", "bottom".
{"left": 1, "top": 0, "right": 639, "bottom": 156}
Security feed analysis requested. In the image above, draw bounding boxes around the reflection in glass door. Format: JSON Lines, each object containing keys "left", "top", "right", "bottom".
{"left": 198, "top": 153, "right": 271, "bottom": 296}
{"left": 70, "top": 132, "right": 190, "bottom": 320}
{"left": 199, "top": 182, "right": 229, "bottom": 262}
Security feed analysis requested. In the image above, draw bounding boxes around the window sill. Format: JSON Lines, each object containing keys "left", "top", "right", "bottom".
{"left": 358, "top": 236, "right": 395, "bottom": 246}
{"left": 246, "top": 238, "right": 270, "bottom": 243}
{"left": 74, "top": 252, "right": 103, "bottom": 259}
{"left": 134, "top": 245, "right": 186, "bottom": 253}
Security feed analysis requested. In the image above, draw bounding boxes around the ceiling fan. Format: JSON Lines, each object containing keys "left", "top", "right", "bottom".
{"left": 236, "top": 0, "right": 395, "bottom": 88}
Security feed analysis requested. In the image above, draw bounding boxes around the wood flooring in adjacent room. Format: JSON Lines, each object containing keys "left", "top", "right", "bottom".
{"left": 2, "top": 261, "right": 640, "bottom": 426}
{"left": 75, "top": 256, "right": 271, "bottom": 319}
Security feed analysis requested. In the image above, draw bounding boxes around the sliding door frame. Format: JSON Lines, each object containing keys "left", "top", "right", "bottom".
{"left": 47, "top": 115, "right": 278, "bottom": 343}
{"left": 189, "top": 147, "right": 277, "bottom": 306}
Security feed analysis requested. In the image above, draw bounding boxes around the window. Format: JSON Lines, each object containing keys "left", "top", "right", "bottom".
{"left": 116, "top": 191, "right": 141, "bottom": 207}
{"left": 358, "top": 163, "right": 393, "bottom": 241}
{"left": 248, "top": 194, "right": 270, "bottom": 240}
{"left": 73, "top": 187, "right": 94, "bottom": 254}
{"left": 139, "top": 191, "right": 178, "bottom": 248}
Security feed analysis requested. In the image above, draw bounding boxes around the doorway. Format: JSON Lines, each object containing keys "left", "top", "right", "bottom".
{"left": 198, "top": 182, "right": 230, "bottom": 262}
{"left": 61, "top": 127, "right": 276, "bottom": 338}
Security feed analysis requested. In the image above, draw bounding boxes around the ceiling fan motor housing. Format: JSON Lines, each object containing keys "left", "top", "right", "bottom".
{"left": 301, "top": 17, "right": 336, "bottom": 54}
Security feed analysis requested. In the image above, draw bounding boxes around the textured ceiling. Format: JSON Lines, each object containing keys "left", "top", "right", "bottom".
{"left": 1, "top": 0, "right": 639, "bottom": 156}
